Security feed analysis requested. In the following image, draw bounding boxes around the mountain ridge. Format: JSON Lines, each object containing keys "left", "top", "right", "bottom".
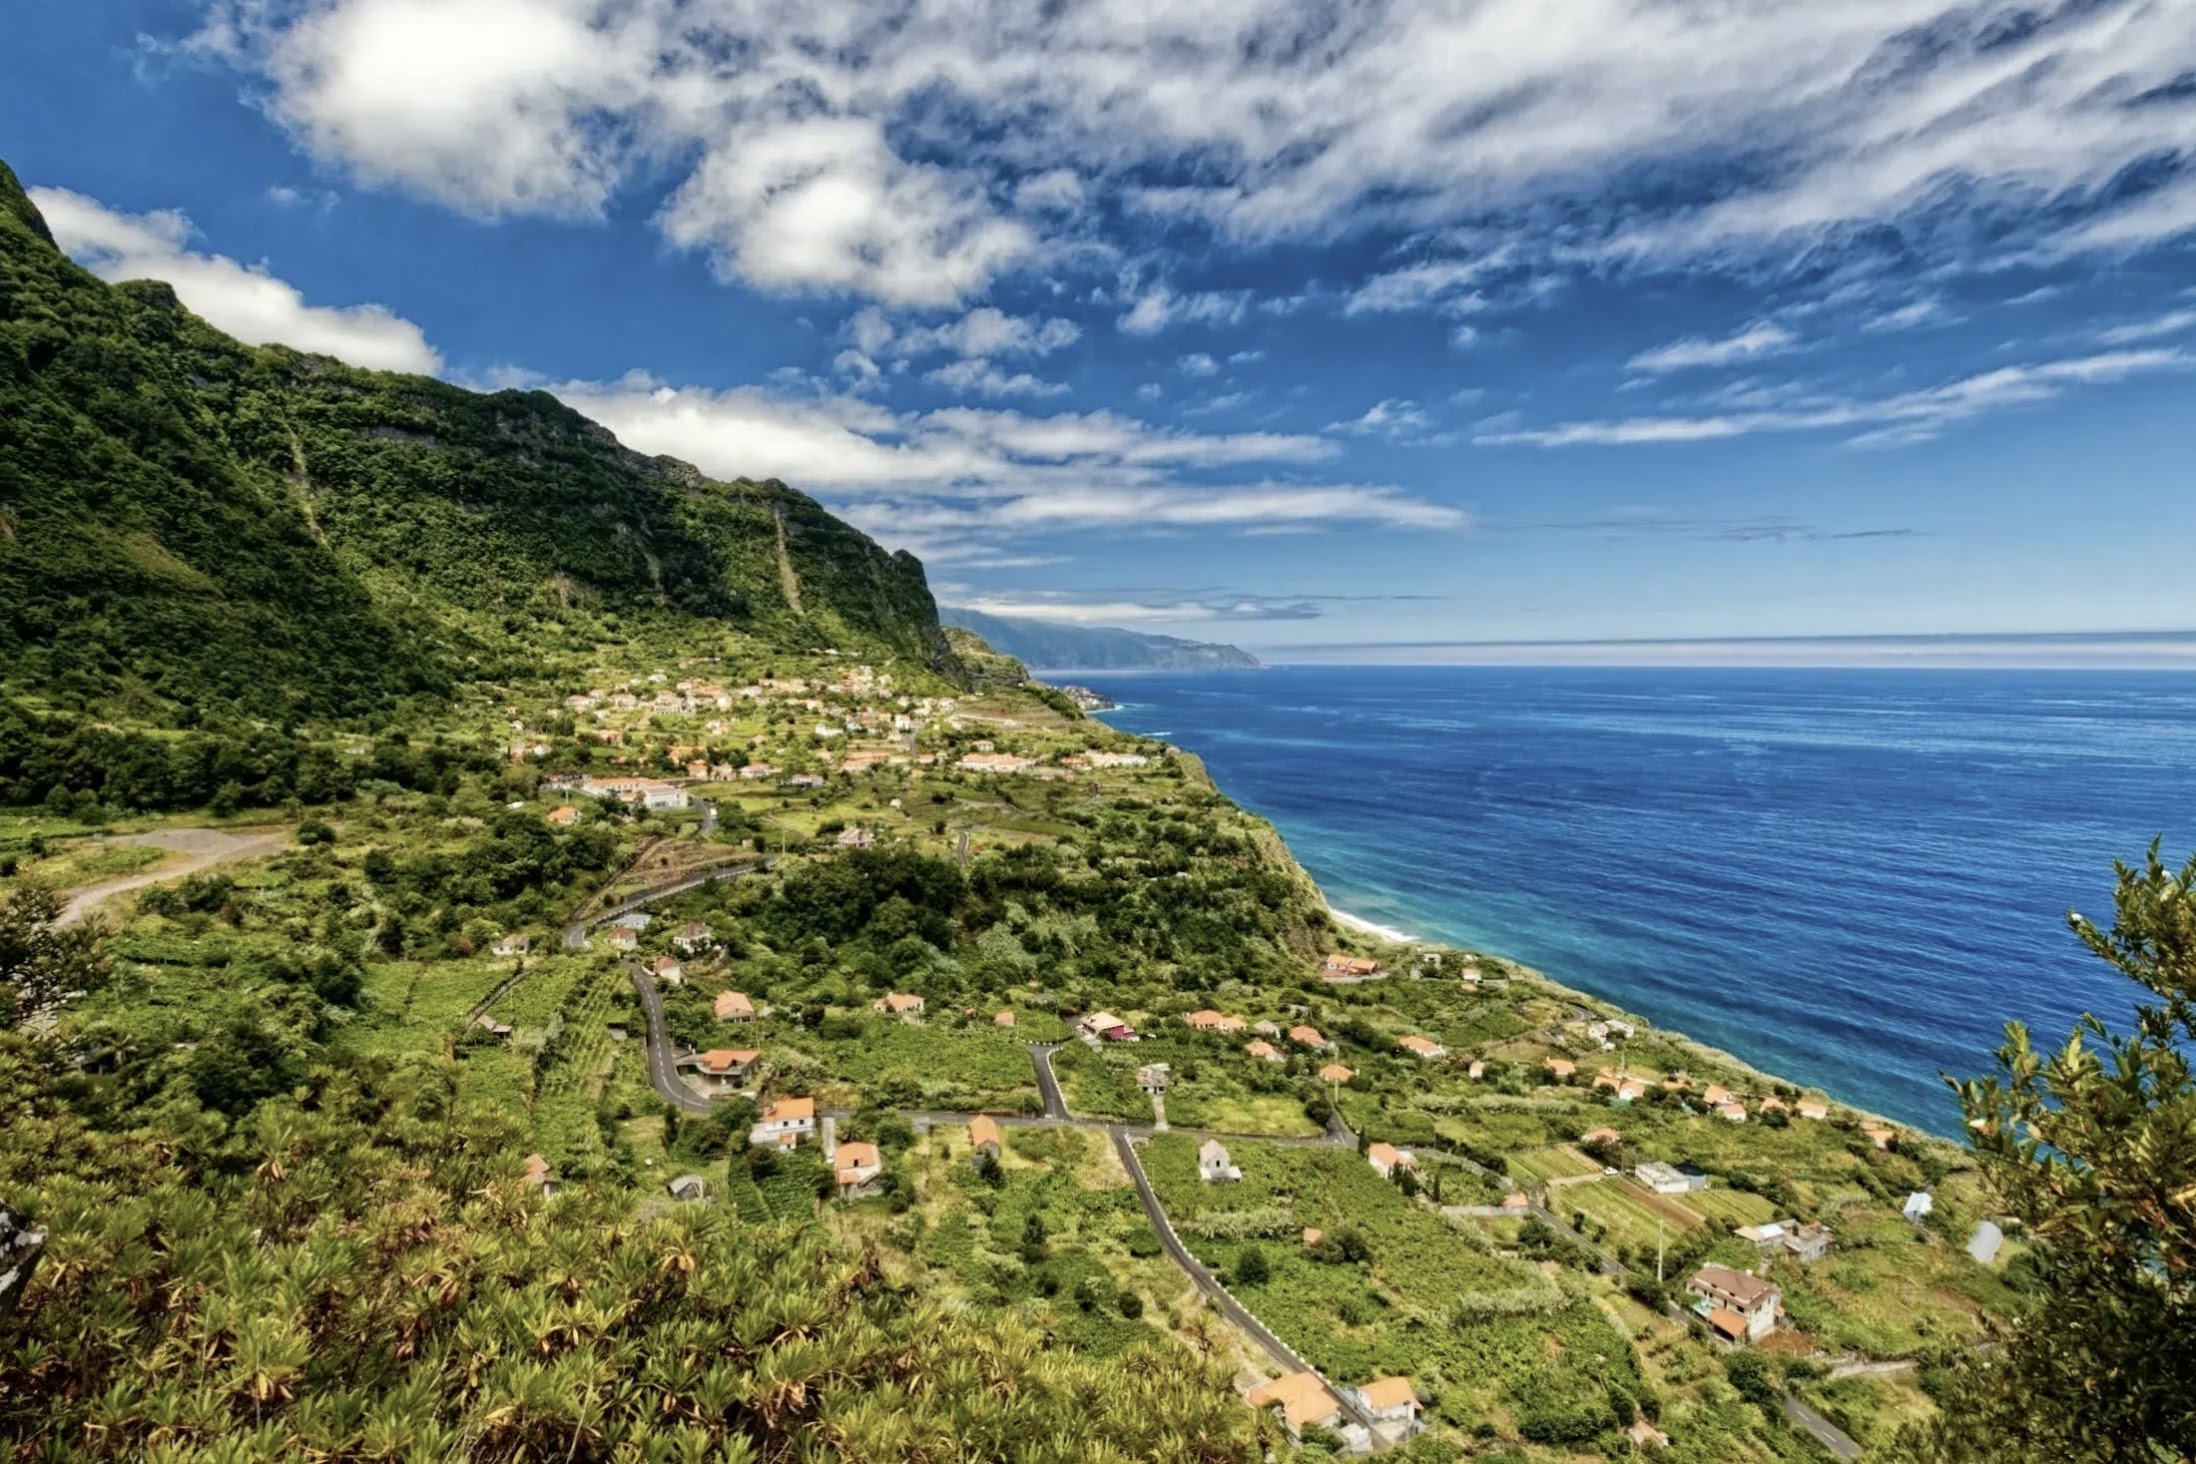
{"left": 944, "top": 610, "right": 1261, "bottom": 671}
{"left": 0, "top": 158, "right": 961, "bottom": 727}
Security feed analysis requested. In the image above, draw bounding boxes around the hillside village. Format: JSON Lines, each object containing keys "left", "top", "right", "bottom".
{"left": 10, "top": 641, "right": 2016, "bottom": 1461}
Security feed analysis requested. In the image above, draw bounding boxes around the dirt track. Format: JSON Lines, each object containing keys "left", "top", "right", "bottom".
{"left": 57, "top": 827, "right": 289, "bottom": 927}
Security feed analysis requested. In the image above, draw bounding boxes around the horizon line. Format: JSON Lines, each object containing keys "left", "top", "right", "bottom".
{"left": 1241, "top": 628, "right": 2196, "bottom": 669}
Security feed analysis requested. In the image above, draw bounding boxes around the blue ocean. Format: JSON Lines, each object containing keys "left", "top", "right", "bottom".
{"left": 1084, "top": 666, "right": 2196, "bottom": 1135}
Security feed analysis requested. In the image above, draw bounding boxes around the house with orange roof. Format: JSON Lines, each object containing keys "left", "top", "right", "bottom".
{"left": 1245, "top": 1372, "right": 1343, "bottom": 1442}
{"left": 1245, "top": 1039, "right": 1283, "bottom": 1063}
{"left": 1318, "top": 1063, "right": 1356, "bottom": 1085}
{"left": 1080, "top": 1011, "right": 1137, "bottom": 1042}
{"left": 1797, "top": 1099, "right": 1830, "bottom": 1121}
{"left": 1501, "top": 1191, "right": 1530, "bottom": 1211}
{"left": 1542, "top": 1056, "right": 1577, "bottom": 1079}
{"left": 749, "top": 1096, "right": 817, "bottom": 1148}
{"left": 1395, "top": 1034, "right": 1445, "bottom": 1059}
{"left": 1717, "top": 1101, "right": 1749, "bottom": 1123}
{"left": 1863, "top": 1123, "right": 1899, "bottom": 1150}
{"left": 652, "top": 953, "right": 684, "bottom": 986}
{"left": 831, "top": 1140, "right": 884, "bottom": 1197}
{"left": 677, "top": 1048, "right": 761, "bottom": 1092}
{"left": 1321, "top": 954, "right": 1384, "bottom": 982}
{"left": 1703, "top": 1083, "right": 1734, "bottom": 1107}
{"left": 1288, "top": 1024, "right": 1332, "bottom": 1051}
{"left": 1186, "top": 1009, "right": 1246, "bottom": 1032}
{"left": 876, "top": 992, "right": 926, "bottom": 1019}
{"left": 521, "top": 1152, "right": 557, "bottom": 1198}
{"left": 968, "top": 1115, "right": 1001, "bottom": 1157}
{"left": 1366, "top": 1142, "right": 1415, "bottom": 1179}
{"left": 1688, "top": 1263, "right": 1781, "bottom": 1341}
{"left": 993, "top": 1008, "right": 1016, "bottom": 1027}
{"left": 547, "top": 805, "right": 582, "bottom": 827}
{"left": 1302, "top": 1227, "right": 1324, "bottom": 1249}
{"left": 1350, "top": 1377, "right": 1421, "bottom": 1429}
{"left": 1617, "top": 1077, "right": 1649, "bottom": 1102}
{"left": 1582, "top": 1126, "right": 1622, "bottom": 1146}
{"left": 713, "top": 991, "right": 755, "bottom": 1021}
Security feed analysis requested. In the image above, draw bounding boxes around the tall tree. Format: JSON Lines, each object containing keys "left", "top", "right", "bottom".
{"left": 1903, "top": 844, "right": 2196, "bottom": 1462}
{"left": 0, "top": 885, "right": 106, "bottom": 1029}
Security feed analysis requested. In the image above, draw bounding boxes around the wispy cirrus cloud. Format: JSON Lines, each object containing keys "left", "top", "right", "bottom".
{"left": 1481, "top": 348, "right": 2190, "bottom": 448}
{"left": 189, "top": 0, "right": 2196, "bottom": 313}
{"left": 1627, "top": 321, "right": 1798, "bottom": 374}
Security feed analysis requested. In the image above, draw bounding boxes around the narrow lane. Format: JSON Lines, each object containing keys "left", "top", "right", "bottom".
{"left": 1029, "top": 1042, "right": 1068, "bottom": 1119}
{"left": 1782, "top": 1392, "right": 1861, "bottom": 1461}
{"left": 628, "top": 964, "right": 716, "bottom": 1114}
{"left": 1109, "top": 1126, "right": 1382, "bottom": 1436}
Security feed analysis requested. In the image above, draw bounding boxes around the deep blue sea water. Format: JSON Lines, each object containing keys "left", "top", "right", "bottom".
{"left": 1082, "top": 666, "right": 2196, "bottom": 1135}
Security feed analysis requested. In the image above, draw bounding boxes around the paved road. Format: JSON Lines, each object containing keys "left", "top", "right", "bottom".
{"left": 1783, "top": 1391, "right": 1861, "bottom": 1460}
{"left": 628, "top": 965, "right": 716, "bottom": 1114}
{"left": 1109, "top": 1125, "right": 1382, "bottom": 1438}
{"left": 1029, "top": 1043, "right": 1068, "bottom": 1119}
{"left": 58, "top": 827, "right": 289, "bottom": 928}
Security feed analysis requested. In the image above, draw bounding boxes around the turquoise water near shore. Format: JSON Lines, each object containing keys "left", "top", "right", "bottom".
{"left": 1084, "top": 666, "right": 2196, "bottom": 1135}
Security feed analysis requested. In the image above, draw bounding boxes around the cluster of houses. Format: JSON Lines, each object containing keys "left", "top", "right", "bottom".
{"left": 1244, "top": 1370, "right": 1422, "bottom": 1452}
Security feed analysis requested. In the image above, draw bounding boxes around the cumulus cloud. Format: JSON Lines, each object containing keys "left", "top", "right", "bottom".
{"left": 921, "top": 358, "right": 1067, "bottom": 397}
{"left": 30, "top": 185, "right": 440, "bottom": 373}
{"left": 1177, "top": 352, "right": 1218, "bottom": 377}
{"left": 192, "top": 0, "right": 2196, "bottom": 312}
{"left": 1479, "top": 348, "right": 2189, "bottom": 448}
{"left": 1117, "top": 283, "right": 1249, "bottom": 335}
{"left": 852, "top": 305, "right": 1081, "bottom": 360}
{"left": 1628, "top": 321, "right": 1798, "bottom": 374}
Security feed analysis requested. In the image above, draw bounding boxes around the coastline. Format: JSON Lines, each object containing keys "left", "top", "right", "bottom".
{"left": 1326, "top": 893, "right": 1935, "bottom": 1139}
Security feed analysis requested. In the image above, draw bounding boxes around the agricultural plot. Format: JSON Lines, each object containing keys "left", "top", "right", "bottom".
{"left": 1562, "top": 1178, "right": 1706, "bottom": 1252}
{"left": 1508, "top": 1144, "right": 1604, "bottom": 1185}
{"left": 791, "top": 1017, "right": 1041, "bottom": 1111}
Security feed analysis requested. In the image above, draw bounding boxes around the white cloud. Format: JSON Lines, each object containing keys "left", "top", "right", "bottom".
{"left": 1627, "top": 321, "right": 1798, "bottom": 374}
{"left": 1117, "top": 283, "right": 1249, "bottom": 335}
{"left": 1328, "top": 399, "right": 1433, "bottom": 437}
{"left": 659, "top": 117, "right": 1032, "bottom": 306}
{"left": 1344, "top": 260, "right": 1494, "bottom": 316}
{"left": 1177, "top": 352, "right": 1218, "bottom": 377}
{"left": 1480, "top": 348, "right": 2189, "bottom": 448}
{"left": 1860, "top": 298, "right": 1953, "bottom": 333}
{"left": 30, "top": 185, "right": 441, "bottom": 374}
{"left": 855, "top": 305, "right": 1081, "bottom": 360}
{"left": 922, "top": 358, "right": 1067, "bottom": 397}
{"left": 194, "top": 0, "right": 2196, "bottom": 312}
{"left": 2096, "top": 309, "right": 2196, "bottom": 346}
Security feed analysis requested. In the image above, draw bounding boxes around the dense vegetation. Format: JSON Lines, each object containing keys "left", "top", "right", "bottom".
{"left": 0, "top": 159, "right": 959, "bottom": 734}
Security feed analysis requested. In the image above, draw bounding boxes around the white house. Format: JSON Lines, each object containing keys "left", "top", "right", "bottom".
{"left": 1689, "top": 1263, "right": 1781, "bottom": 1342}
{"left": 1635, "top": 1161, "right": 1711, "bottom": 1194}
{"left": 750, "top": 1097, "right": 817, "bottom": 1148}
{"left": 1199, "top": 1139, "right": 1241, "bottom": 1183}
{"left": 1904, "top": 1191, "right": 1935, "bottom": 1224}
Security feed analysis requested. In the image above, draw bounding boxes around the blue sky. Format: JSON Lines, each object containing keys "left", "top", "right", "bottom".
{"left": 10, "top": 0, "right": 2196, "bottom": 657}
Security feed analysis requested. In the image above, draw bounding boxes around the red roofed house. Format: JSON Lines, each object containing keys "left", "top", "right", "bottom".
{"left": 1321, "top": 954, "right": 1384, "bottom": 982}
{"left": 547, "top": 805, "right": 582, "bottom": 827}
{"left": 1688, "top": 1263, "right": 1781, "bottom": 1341}
{"left": 750, "top": 1096, "right": 817, "bottom": 1149}
{"left": 677, "top": 1048, "right": 760, "bottom": 1093}
{"left": 877, "top": 993, "right": 925, "bottom": 1019}
{"left": 522, "top": 1152, "right": 557, "bottom": 1198}
{"left": 1350, "top": 1377, "right": 1421, "bottom": 1430}
{"left": 1366, "top": 1142, "right": 1415, "bottom": 1179}
{"left": 1396, "top": 1034, "right": 1446, "bottom": 1059}
{"left": 713, "top": 990, "right": 755, "bottom": 1021}
{"left": 1186, "top": 1009, "right": 1246, "bottom": 1032}
{"left": 968, "top": 1114, "right": 1001, "bottom": 1157}
{"left": 994, "top": 1009, "right": 1016, "bottom": 1027}
{"left": 1245, "top": 1039, "right": 1283, "bottom": 1063}
{"left": 1543, "top": 1056, "right": 1577, "bottom": 1079}
{"left": 832, "top": 1140, "right": 884, "bottom": 1197}
{"left": 1318, "top": 1063, "right": 1356, "bottom": 1085}
{"left": 652, "top": 954, "right": 684, "bottom": 986}
{"left": 1246, "top": 1373, "right": 1343, "bottom": 1443}
{"left": 1079, "top": 1011, "right": 1136, "bottom": 1042}
{"left": 1288, "top": 1024, "right": 1333, "bottom": 1051}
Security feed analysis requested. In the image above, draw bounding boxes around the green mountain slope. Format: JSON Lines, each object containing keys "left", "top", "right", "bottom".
{"left": 0, "top": 160, "right": 958, "bottom": 726}
{"left": 944, "top": 610, "right": 1260, "bottom": 670}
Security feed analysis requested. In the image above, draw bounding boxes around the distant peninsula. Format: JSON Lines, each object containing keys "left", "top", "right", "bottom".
{"left": 944, "top": 610, "right": 1261, "bottom": 671}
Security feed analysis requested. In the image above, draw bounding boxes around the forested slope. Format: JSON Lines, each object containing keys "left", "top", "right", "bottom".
{"left": 0, "top": 159, "right": 959, "bottom": 728}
